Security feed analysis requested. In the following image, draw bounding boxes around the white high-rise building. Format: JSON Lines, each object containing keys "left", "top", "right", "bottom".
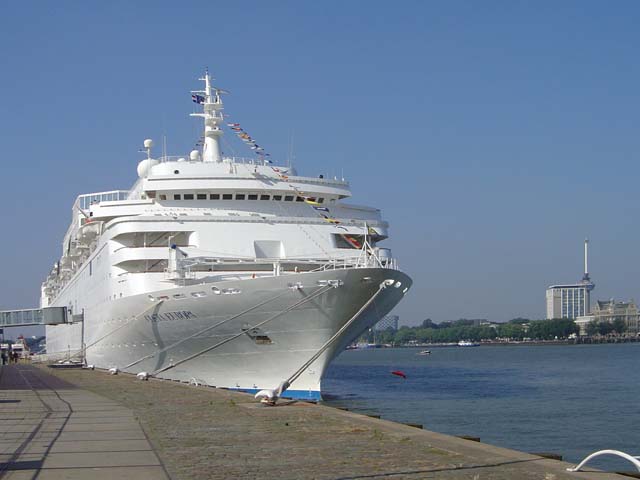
{"left": 546, "top": 240, "right": 595, "bottom": 319}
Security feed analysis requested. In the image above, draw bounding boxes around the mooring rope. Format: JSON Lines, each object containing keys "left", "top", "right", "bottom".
{"left": 123, "top": 288, "right": 291, "bottom": 370}
{"left": 152, "top": 284, "right": 334, "bottom": 375}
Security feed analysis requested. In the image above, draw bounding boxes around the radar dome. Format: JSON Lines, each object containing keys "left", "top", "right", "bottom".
{"left": 190, "top": 150, "right": 201, "bottom": 161}
{"left": 137, "top": 159, "right": 159, "bottom": 178}
{"left": 143, "top": 139, "right": 154, "bottom": 149}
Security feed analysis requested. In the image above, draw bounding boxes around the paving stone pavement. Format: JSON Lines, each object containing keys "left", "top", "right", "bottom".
{"left": 16, "top": 363, "right": 628, "bottom": 480}
{"left": 0, "top": 364, "right": 169, "bottom": 479}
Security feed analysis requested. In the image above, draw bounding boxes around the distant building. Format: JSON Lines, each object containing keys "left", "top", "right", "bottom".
{"left": 575, "top": 300, "right": 639, "bottom": 335}
{"left": 546, "top": 239, "right": 595, "bottom": 319}
{"left": 374, "top": 315, "right": 399, "bottom": 332}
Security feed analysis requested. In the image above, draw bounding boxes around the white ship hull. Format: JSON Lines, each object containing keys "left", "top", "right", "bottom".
{"left": 46, "top": 267, "right": 410, "bottom": 399}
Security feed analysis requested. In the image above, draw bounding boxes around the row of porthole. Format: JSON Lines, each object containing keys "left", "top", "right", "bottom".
{"left": 148, "top": 286, "right": 242, "bottom": 302}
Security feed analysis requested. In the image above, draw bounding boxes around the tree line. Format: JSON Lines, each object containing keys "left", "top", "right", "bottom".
{"left": 361, "top": 318, "right": 581, "bottom": 345}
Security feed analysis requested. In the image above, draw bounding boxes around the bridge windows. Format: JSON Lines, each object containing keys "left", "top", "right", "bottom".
{"left": 159, "top": 192, "right": 327, "bottom": 204}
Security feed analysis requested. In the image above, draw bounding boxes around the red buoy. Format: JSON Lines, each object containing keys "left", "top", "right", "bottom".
{"left": 391, "top": 370, "right": 407, "bottom": 379}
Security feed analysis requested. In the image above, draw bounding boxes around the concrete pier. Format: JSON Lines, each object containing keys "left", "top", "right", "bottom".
{"left": 0, "top": 364, "right": 628, "bottom": 479}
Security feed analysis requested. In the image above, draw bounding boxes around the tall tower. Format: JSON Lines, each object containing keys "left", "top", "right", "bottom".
{"left": 581, "top": 238, "right": 595, "bottom": 314}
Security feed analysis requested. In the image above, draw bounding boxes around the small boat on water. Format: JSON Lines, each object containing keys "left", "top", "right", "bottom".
{"left": 417, "top": 350, "right": 431, "bottom": 355}
{"left": 457, "top": 340, "right": 479, "bottom": 347}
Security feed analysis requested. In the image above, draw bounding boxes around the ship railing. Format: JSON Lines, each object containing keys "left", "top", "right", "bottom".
{"left": 156, "top": 155, "right": 259, "bottom": 165}
{"left": 162, "top": 251, "right": 399, "bottom": 281}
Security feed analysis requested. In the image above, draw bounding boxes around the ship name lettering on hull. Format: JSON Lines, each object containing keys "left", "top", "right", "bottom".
{"left": 144, "top": 311, "right": 197, "bottom": 323}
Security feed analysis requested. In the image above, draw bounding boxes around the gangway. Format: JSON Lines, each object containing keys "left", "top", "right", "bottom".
{"left": 0, "top": 307, "right": 70, "bottom": 328}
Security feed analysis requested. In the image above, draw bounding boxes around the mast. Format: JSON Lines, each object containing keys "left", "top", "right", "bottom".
{"left": 190, "top": 70, "right": 224, "bottom": 163}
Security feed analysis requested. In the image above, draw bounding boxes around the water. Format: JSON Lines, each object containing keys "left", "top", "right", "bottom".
{"left": 322, "top": 343, "right": 640, "bottom": 470}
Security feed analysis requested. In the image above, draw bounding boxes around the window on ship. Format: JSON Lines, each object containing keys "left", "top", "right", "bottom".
{"left": 333, "top": 234, "right": 370, "bottom": 249}
{"left": 184, "top": 194, "right": 194, "bottom": 200}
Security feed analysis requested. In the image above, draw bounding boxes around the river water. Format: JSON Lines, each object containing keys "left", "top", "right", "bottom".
{"left": 322, "top": 343, "right": 640, "bottom": 469}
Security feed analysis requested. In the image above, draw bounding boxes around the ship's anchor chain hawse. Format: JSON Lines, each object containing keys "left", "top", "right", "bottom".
{"left": 255, "top": 278, "right": 393, "bottom": 406}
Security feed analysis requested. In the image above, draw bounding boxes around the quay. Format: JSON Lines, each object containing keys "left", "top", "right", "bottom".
{"left": 0, "top": 364, "right": 629, "bottom": 479}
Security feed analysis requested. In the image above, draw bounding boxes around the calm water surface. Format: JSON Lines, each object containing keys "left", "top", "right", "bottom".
{"left": 322, "top": 344, "right": 640, "bottom": 468}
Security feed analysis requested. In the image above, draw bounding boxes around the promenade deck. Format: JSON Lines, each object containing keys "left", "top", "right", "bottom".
{"left": 0, "top": 364, "right": 628, "bottom": 479}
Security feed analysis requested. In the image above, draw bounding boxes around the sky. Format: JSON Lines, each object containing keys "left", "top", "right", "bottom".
{"left": 0, "top": 1, "right": 639, "bottom": 333}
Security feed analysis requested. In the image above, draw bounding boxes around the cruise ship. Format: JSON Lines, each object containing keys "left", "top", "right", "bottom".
{"left": 41, "top": 71, "right": 412, "bottom": 399}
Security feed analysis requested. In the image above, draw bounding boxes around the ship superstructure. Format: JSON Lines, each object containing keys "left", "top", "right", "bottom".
{"left": 41, "top": 71, "right": 411, "bottom": 399}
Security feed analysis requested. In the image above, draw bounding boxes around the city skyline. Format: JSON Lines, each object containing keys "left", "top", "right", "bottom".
{"left": 1, "top": 1, "right": 639, "bottom": 326}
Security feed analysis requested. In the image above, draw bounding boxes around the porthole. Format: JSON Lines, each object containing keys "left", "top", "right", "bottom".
{"left": 174, "top": 170, "right": 180, "bottom": 174}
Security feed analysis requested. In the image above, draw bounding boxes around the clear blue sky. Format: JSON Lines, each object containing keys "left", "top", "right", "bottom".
{"left": 1, "top": 1, "right": 639, "bottom": 332}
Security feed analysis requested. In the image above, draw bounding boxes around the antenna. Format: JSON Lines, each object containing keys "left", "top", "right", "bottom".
{"left": 287, "top": 130, "right": 295, "bottom": 170}
{"left": 584, "top": 238, "right": 589, "bottom": 277}
{"left": 163, "top": 134, "right": 167, "bottom": 161}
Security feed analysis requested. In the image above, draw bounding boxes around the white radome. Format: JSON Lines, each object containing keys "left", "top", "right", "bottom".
{"left": 136, "top": 158, "right": 159, "bottom": 178}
